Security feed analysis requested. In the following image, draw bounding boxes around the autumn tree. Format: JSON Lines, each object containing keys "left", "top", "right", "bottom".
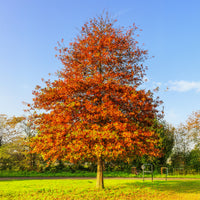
{"left": 186, "top": 110, "right": 200, "bottom": 145}
{"left": 28, "top": 14, "right": 163, "bottom": 189}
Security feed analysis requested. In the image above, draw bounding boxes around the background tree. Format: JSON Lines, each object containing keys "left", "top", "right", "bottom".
{"left": 170, "top": 124, "right": 193, "bottom": 169}
{"left": 0, "top": 114, "right": 7, "bottom": 147}
{"left": 185, "top": 144, "right": 200, "bottom": 171}
{"left": 0, "top": 114, "right": 46, "bottom": 172}
{"left": 156, "top": 121, "right": 175, "bottom": 167}
{"left": 28, "top": 14, "right": 163, "bottom": 189}
{"left": 0, "top": 115, "right": 25, "bottom": 170}
{"left": 169, "top": 110, "right": 200, "bottom": 172}
{"left": 19, "top": 118, "right": 38, "bottom": 171}
{"left": 186, "top": 110, "right": 200, "bottom": 145}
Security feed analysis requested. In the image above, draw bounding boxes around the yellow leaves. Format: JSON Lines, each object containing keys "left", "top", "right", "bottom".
{"left": 6, "top": 116, "right": 25, "bottom": 128}
{"left": 67, "top": 102, "right": 75, "bottom": 108}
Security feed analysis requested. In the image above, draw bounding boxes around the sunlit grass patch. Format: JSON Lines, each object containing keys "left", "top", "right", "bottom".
{"left": 0, "top": 179, "right": 200, "bottom": 199}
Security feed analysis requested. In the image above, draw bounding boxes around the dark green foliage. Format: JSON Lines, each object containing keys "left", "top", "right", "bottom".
{"left": 185, "top": 144, "right": 200, "bottom": 171}
{"left": 157, "top": 121, "right": 175, "bottom": 166}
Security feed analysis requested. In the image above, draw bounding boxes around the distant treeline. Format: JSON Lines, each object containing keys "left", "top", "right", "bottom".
{"left": 1, "top": 114, "right": 200, "bottom": 173}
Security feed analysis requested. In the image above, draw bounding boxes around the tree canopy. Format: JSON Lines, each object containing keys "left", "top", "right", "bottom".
{"left": 28, "top": 14, "right": 163, "bottom": 189}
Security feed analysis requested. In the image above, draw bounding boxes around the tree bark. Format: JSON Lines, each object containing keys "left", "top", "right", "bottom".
{"left": 96, "top": 156, "right": 104, "bottom": 189}
{"left": 0, "top": 135, "right": 2, "bottom": 147}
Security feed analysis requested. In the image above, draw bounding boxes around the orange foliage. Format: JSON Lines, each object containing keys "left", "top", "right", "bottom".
{"left": 187, "top": 111, "right": 200, "bottom": 129}
{"left": 28, "top": 15, "right": 162, "bottom": 164}
{"left": 186, "top": 110, "right": 200, "bottom": 142}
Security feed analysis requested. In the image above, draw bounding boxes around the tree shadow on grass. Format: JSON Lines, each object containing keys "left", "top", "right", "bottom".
{"left": 124, "top": 180, "right": 200, "bottom": 194}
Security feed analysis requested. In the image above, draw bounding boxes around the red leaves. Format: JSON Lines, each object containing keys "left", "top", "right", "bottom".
{"left": 28, "top": 14, "right": 162, "bottom": 164}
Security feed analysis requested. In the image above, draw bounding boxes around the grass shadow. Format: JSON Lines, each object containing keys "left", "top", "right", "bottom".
{"left": 124, "top": 180, "right": 200, "bottom": 194}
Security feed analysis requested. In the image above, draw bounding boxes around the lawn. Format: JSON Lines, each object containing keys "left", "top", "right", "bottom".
{"left": 1, "top": 170, "right": 200, "bottom": 179}
{"left": 0, "top": 178, "right": 200, "bottom": 200}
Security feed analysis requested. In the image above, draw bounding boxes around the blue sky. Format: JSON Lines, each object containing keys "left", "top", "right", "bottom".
{"left": 1, "top": 0, "right": 200, "bottom": 126}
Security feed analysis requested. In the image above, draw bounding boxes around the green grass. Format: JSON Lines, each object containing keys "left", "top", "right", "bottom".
{"left": 1, "top": 170, "right": 200, "bottom": 179}
{"left": 0, "top": 170, "right": 97, "bottom": 177}
{"left": 0, "top": 170, "right": 142, "bottom": 178}
{"left": 0, "top": 178, "right": 200, "bottom": 199}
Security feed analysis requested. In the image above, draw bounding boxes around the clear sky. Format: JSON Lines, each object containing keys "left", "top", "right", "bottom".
{"left": 1, "top": 0, "right": 200, "bottom": 127}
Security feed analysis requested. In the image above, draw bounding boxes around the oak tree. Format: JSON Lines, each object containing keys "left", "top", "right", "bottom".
{"left": 28, "top": 14, "right": 163, "bottom": 189}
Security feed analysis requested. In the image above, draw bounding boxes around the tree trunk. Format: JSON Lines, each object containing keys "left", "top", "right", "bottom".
{"left": 96, "top": 157, "right": 104, "bottom": 189}
{"left": 0, "top": 135, "right": 2, "bottom": 146}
